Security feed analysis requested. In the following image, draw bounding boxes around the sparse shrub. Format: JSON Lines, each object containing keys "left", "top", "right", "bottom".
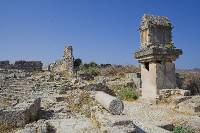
{"left": 173, "top": 126, "right": 195, "bottom": 133}
{"left": 66, "top": 90, "right": 96, "bottom": 117}
{"left": 80, "top": 62, "right": 100, "bottom": 77}
{"left": 118, "top": 87, "right": 139, "bottom": 101}
{"left": 111, "top": 85, "right": 139, "bottom": 101}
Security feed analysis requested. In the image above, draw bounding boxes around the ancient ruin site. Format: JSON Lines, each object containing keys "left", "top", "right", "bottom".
{"left": 0, "top": 1, "right": 200, "bottom": 133}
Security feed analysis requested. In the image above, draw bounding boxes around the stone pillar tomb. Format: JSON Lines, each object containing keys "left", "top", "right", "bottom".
{"left": 134, "top": 14, "right": 182, "bottom": 99}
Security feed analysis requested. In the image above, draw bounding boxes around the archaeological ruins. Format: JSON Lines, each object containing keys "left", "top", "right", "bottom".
{"left": 135, "top": 14, "right": 183, "bottom": 99}
{"left": 0, "top": 14, "right": 200, "bottom": 133}
{"left": 48, "top": 45, "right": 74, "bottom": 74}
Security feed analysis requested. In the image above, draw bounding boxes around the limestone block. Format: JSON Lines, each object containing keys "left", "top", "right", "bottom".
{"left": 0, "top": 98, "right": 41, "bottom": 127}
{"left": 95, "top": 91, "right": 124, "bottom": 115}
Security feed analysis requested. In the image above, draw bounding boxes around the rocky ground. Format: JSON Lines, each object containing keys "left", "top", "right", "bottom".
{"left": 0, "top": 69, "right": 200, "bottom": 133}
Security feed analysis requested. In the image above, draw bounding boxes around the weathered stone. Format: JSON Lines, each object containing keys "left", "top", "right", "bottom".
{"left": 49, "top": 46, "right": 74, "bottom": 74}
{"left": 0, "top": 98, "right": 41, "bottom": 127}
{"left": 95, "top": 91, "right": 124, "bottom": 115}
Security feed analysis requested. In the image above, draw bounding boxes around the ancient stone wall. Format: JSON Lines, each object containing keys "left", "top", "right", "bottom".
{"left": 0, "top": 60, "right": 43, "bottom": 71}
{"left": 49, "top": 46, "right": 74, "bottom": 74}
{"left": 13, "top": 61, "right": 43, "bottom": 71}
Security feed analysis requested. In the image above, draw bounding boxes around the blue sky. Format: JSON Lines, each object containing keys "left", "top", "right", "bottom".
{"left": 0, "top": 0, "right": 199, "bottom": 68}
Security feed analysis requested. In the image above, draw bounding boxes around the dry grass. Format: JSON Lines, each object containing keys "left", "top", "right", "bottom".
{"left": 100, "top": 65, "right": 140, "bottom": 77}
{"left": 177, "top": 72, "right": 200, "bottom": 95}
{"left": 65, "top": 90, "right": 96, "bottom": 117}
{"left": 0, "top": 123, "right": 16, "bottom": 133}
{"left": 0, "top": 99, "right": 12, "bottom": 108}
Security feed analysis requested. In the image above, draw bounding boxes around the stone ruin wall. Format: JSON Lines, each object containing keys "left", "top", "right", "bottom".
{"left": 49, "top": 46, "right": 74, "bottom": 74}
{"left": 0, "top": 60, "right": 43, "bottom": 71}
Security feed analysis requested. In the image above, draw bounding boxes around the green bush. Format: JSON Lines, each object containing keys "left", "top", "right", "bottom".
{"left": 112, "top": 85, "right": 139, "bottom": 101}
{"left": 173, "top": 126, "right": 195, "bottom": 133}
{"left": 87, "top": 67, "right": 100, "bottom": 76}
{"left": 80, "top": 62, "right": 100, "bottom": 77}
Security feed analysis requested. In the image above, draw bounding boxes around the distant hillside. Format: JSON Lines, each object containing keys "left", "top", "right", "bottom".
{"left": 176, "top": 68, "right": 200, "bottom": 73}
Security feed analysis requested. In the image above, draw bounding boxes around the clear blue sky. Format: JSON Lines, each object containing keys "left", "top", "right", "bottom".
{"left": 0, "top": 0, "right": 199, "bottom": 69}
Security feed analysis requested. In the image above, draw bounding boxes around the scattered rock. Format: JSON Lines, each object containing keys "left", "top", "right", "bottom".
{"left": 178, "top": 96, "right": 200, "bottom": 113}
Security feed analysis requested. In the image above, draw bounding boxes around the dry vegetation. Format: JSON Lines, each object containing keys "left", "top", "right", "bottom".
{"left": 65, "top": 90, "right": 96, "bottom": 118}
{"left": 100, "top": 65, "right": 140, "bottom": 77}
{"left": 0, "top": 123, "right": 16, "bottom": 133}
{"left": 177, "top": 71, "right": 200, "bottom": 95}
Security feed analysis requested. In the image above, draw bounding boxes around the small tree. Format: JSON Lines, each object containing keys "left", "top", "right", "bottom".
{"left": 74, "top": 58, "right": 82, "bottom": 74}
